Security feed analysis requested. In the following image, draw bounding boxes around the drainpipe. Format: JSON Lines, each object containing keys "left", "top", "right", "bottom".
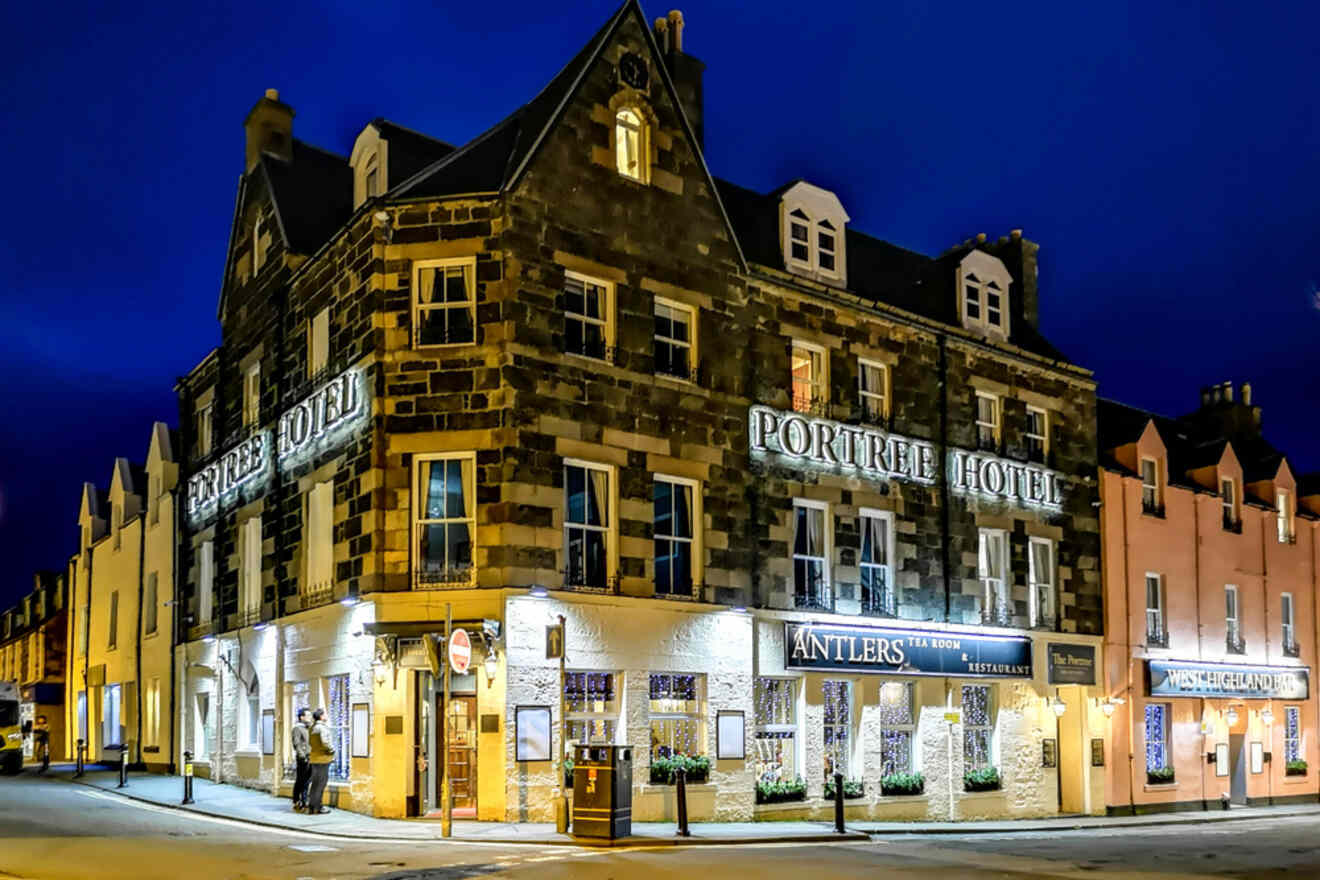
{"left": 937, "top": 336, "right": 951, "bottom": 622}
{"left": 1120, "top": 475, "right": 1135, "bottom": 816}
{"left": 1192, "top": 493, "right": 1205, "bottom": 808}
{"left": 134, "top": 505, "right": 147, "bottom": 767}
{"left": 83, "top": 544, "right": 93, "bottom": 758}
{"left": 168, "top": 485, "right": 179, "bottom": 774}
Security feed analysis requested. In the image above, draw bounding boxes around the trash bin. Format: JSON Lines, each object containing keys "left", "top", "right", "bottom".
{"left": 571, "top": 744, "right": 632, "bottom": 839}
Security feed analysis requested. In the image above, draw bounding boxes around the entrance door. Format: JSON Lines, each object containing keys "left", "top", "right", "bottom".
{"left": 413, "top": 672, "right": 437, "bottom": 816}
{"left": 100, "top": 684, "right": 121, "bottom": 761}
{"left": 1229, "top": 733, "right": 1248, "bottom": 805}
{"left": 1056, "top": 685, "right": 1086, "bottom": 814}
{"left": 447, "top": 696, "right": 478, "bottom": 817}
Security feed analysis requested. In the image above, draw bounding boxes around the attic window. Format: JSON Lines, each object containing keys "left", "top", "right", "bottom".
{"left": 615, "top": 108, "right": 647, "bottom": 183}
{"left": 789, "top": 211, "right": 810, "bottom": 263}
{"left": 779, "top": 183, "right": 848, "bottom": 285}
{"left": 958, "top": 251, "right": 1012, "bottom": 338}
{"left": 364, "top": 159, "right": 379, "bottom": 199}
{"left": 818, "top": 221, "right": 836, "bottom": 272}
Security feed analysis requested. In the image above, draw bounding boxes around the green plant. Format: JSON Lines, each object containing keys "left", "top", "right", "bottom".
{"left": 823, "top": 778, "right": 866, "bottom": 799}
{"left": 1146, "top": 766, "right": 1175, "bottom": 783}
{"left": 755, "top": 777, "right": 807, "bottom": 804}
{"left": 1286, "top": 759, "right": 1308, "bottom": 775}
{"left": 964, "top": 766, "right": 1002, "bottom": 792}
{"left": 880, "top": 772, "right": 925, "bottom": 796}
{"left": 564, "top": 757, "right": 574, "bottom": 789}
{"left": 649, "top": 753, "right": 711, "bottom": 785}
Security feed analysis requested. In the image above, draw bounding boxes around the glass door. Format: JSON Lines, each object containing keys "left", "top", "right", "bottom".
{"left": 447, "top": 696, "right": 478, "bottom": 817}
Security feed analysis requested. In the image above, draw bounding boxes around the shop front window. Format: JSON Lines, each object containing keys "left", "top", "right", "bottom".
{"left": 879, "top": 681, "right": 914, "bottom": 776}
{"left": 565, "top": 672, "right": 619, "bottom": 747}
{"left": 822, "top": 679, "right": 852, "bottom": 780}
{"left": 1145, "top": 703, "right": 1170, "bottom": 772}
{"left": 648, "top": 673, "right": 704, "bottom": 759}
{"left": 1285, "top": 706, "right": 1301, "bottom": 764}
{"left": 753, "top": 678, "right": 797, "bottom": 784}
{"left": 962, "top": 685, "right": 992, "bottom": 770}
{"left": 327, "top": 674, "right": 351, "bottom": 781}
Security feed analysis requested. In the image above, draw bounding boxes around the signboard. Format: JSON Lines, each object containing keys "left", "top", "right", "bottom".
{"left": 546, "top": 624, "right": 564, "bottom": 660}
{"left": 1047, "top": 643, "right": 1098, "bottom": 686}
{"left": 748, "top": 404, "right": 1064, "bottom": 510}
{"left": 187, "top": 366, "right": 368, "bottom": 524}
{"left": 783, "top": 622, "right": 1032, "bottom": 678}
{"left": 943, "top": 712, "right": 961, "bottom": 724}
{"left": 1147, "top": 659, "right": 1310, "bottom": 700}
{"left": 448, "top": 628, "right": 472, "bottom": 675}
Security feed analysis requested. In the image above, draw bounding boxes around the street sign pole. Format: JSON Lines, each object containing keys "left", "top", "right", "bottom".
{"left": 557, "top": 614, "right": 568, "bottom": 833}
{"left": 441, "top": 603, "right": 452, "bottom": 838}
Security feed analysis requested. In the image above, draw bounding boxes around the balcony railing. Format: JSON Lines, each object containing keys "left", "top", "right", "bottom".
{"left": 186, "top": 621, "right": 216, "bottom": 643}
{"left": 1283, "top": 640, "right": 1301, "bottom": 658}
{"left": 1146, "top": 629, "right": 1169, "bottom": 649}
{"left": 654, "top": 357, "right": 701, "bottom": 384}
{"left": 562, "top": 572, "right": 620, "bottom": 595}
{"left": 1142, "top": 499, "right": 1166, "bottom": 518}
{"left": 655, "top": 582, "right": 706, "bottom": 603}
{"left": 563, "top": 338, "right": 616, "bottom": 363}
{"left": 980, "top": 599, "right": 1012, "bottom": 627}
{"left": 1227, "top": 632, "right": 1246, "bottom": 655}
{"left": 414, "top": 565, "right": 476, "bottom": 590}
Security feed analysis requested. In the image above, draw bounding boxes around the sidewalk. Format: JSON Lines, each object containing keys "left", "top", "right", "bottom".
{"left": 44, "top": 766, "right": 1320, "bottom": 847}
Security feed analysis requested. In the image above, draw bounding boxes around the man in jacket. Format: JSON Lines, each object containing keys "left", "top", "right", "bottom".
{"left": 306, "top": 708, "right": 336, "bottom": 814}
{"left": 290, "top": 708, "right": 311, "bottom": 811}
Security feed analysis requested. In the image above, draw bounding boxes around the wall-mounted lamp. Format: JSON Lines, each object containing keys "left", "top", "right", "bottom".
{"left": 1099, "top": 696, "right": 1126, "bottom": 718}
{"left": 201, "top": 634, "right": 216, "bottom": 644}
{"left": 1050, "top": 696, "right": 1067, "bottom": 718}
{"left": 373, "top": 210, "right": 393, "bottom": 244}
{"left": 529, "top": 585, "right": 548, "bottom": 599}
{"left": 1226, "top": 706, "right": 1240, "bottom": 726}
{"left": 340, "top": 586, "right": 360, "bottom": 607}
{"left": 1261, "top": 707, "right": 1275, "bottom": 725}
{"left": 483, "top": 650, "right": 499, "bottom": 685}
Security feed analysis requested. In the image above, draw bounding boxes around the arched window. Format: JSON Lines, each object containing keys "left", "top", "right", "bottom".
{"left": 615, "top": 108, "right": 645, "bottom": 181}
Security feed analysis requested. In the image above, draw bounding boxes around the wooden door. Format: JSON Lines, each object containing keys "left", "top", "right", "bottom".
{"left": 447, "top": 696, "right": 477, "bottom": 816}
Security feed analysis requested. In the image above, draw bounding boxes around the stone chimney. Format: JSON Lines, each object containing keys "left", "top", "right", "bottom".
{"left": 652, "top": 10, "right": 705, "bottom": 149}
{"left": 244, "top": 88, "right": 294, "bottom": 171}
{"left": 983, "top": 229, "right": 1040, "bottom": 331}
{"left": 1189, "top": 380, "right": 1263, "bottom": 441}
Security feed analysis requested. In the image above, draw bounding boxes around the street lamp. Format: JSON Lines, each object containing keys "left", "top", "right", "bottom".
{"left": 1261, "top": 707, "right": 1275, "bottom": 725}
{"left": 1051, "top": 696, "right": 1067, "bottom": 718}
{"left": 1226, "top": 706, "right": 1240, "bottom": 726}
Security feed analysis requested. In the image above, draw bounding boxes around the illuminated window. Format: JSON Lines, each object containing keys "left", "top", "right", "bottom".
{"left": 1225, "top": 585, "right": 1242, "bottom": 653}
{"left": 858, "top": 359, "right": 888, "bottom": 423}
{"left": 1029, "top": 538, "right": 1055, "bottom": 629}
{"left": 564, "top": 273, "right": 613, "bottom": 360}
{"left": 327, "top": 674, "right": 351, "bottom": 780}
{"left": 1277, "top": 490, "right": 1293, "bottom": 543}
{"left": 615, "top": 108, "right": 646, "bottom": 182}
{"left": 975, "top": 393, "right": 999, "bottom": 450}
{"left": 1285, "top": 706, "right": 1301, "bottom": 763}
{"left": 654, "top": 299, "right": 695, "bottom": 380}
{"left": 1026, "top": 406, "right": 1048, "bottom": 463}
{"left": 414, "top": 454, "right": 475, "bottom": 587}
{"left": 823, "top": 679, "right": 852, "bottom": 780}
{"left": 654, "top": 476, "right": 697, "bottom": 597}
{"left": 1141, "top": 458, "right": 1162, "bottom": 514}
{"left": 308, "top": 307, "right": 330, "bottom": 378}
{"left": 649, "top": 673, "right": 704, "bottom": 759}
{"left": 239, "top": 516, "right": 262, "bottom": 618}
{"left": 792, "top": 499, "right": 830, "bottom": 610}
{"left": 1282, "top": 593, "right": 1297, "bottom": 653}
{"left": 565, "top": 672, "right": 619, "bottom": 747}
{"left": 1221, "top": 478, "right": 1237, "bottom": 529}
{"left": 753, "top": 678, "right": 797, "bottom": 785}
{"left": 962, "top": 685, "right": 993, "bottom": 770}
{"left": 1144, "top": 703, "right": 1170, "bottom": 772}
{"left": 564, "top": 461, "right": 611, "bottom": 590}
{"left": 242, "top": 363, "right": 261, "bottom": 428}
{"left": 1145, "top": 573, "right": 1165, "bottom": 646}
{"left": 859, "top": 509, "right": 893, "bottom": 616}
{"left": 978, "top": 529, "right": 1009, "bottom": 625}
{"left": 879, "top": 681, "right": 915, "bottom": 776}
{"left": 413, "top": 258, "right": 476, "bottom": 347}
{"left": 304, "top": 481, "right": 334, "bottom": 593}
{"left": 791, "top": 341, "right": 827, "bottom": 414}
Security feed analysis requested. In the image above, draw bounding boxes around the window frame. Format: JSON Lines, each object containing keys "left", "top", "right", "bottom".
{"left": 1282, "top": 592, "right": 1296, "bottom": 651}
{"left": 653, "top": 473, "right": 701, "bottom": 598}
{"left": 648, "top": 672, "right": 705, "bottom": 760}
{"left": 1145, "top": 572, "right": 1165, "bottom": 646}
{"left": 194, "top": 400, "right": 214, "bottom": 458}
{"left": 563, "top": 271, "right": 615, "bottom": 361}
{"left": 614, "top": 107, "right": 648, "bottom": 183}
{"left": 653, "top": 297, "right": 697, "bottom": 382}
{"left": 858, "top": 507, "right": 894, "bottom": 616}
{"left": 1144, "top": 702, "right": 1171, "bottom": 772}
{"left": 563, "top": 459, "right": 616, "bottom": 591}
{"left": 564, "top": 670, "right": 620, "bottom": 748}
{"left": 790, "top": 340, "right": 828, "bottom": 415}
{"left": 1028, "top": 536, "right": 1055, "bottom": 629}
{"left": 878, "top": 680, "right": 916, "bottom": 776}
{"left": 978, "top": 528, "right": 1009, "bottom": 625}
{"left": 1140, "top": 457, "right": 1162, "bottom": 512}
{"left": 198, "top": 540, "right": 214, "bottom": 624}
{"left": 792, "top": 498, "right": 832, "bottom": 610}
{"left": 961, "top": 684, "right": 994, "bottom": 771}
{"left": 1025, "top": 405, "right": 1049, "bottom": 463}
{"left": 857, "top": 358, "right": 889, "bottom": 423}
{"left": 753, "top": 677, "right": 798, "bottom": 786}
{"left": 1225, "top": 584, "right": 1241, "bottom": 651}
{"left": 242, "top": 362, "right": 261, "bottom": 428}
{"left": 308, "top": 307, "right": 330, "bottom": 378}
{"left": 782, "top": 205, "right": 844, "bottom": 280}
{"left": 412, "top": 452, "right": 477, "bottom": 588}
{"left": 975, "top": 392, "right": 1000, "bottom": 451}
{"left": 1277, "top": 489, "right": 1293, "bottom": 543}
{"left": 1285, "top": 705, "right": 1302, "bottom": 763}
{"left": 412, "top": 257, "right": 478, "bottom": 349}
{"left": 326, "top": 674, "right": 351, "bottom": 781}
{"left": 958, "top": 258, "right": 1012, "bottom": 337}
{"left": 822, "top": 678, "right": 854, "bottom": 781}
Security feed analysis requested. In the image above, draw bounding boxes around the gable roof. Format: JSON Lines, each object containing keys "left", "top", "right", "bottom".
{"left": 261, "top": 140, "right": 354, "bottom": 256}
{"left": 371, "top": 120, "right": 456, "bottom": 187}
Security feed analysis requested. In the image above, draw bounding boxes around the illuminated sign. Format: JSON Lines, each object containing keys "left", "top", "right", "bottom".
{"left": 748, "top": 405, "right": 1064, "bottom": 510}
{"left": 188, "top": 367, "right": 368, "bottom": 523}
{"left": 784, "top": 622, "right": 1033, "bottom": 678}
{"left": 1147, "top": 659, "right": 1310, "bottom": 701}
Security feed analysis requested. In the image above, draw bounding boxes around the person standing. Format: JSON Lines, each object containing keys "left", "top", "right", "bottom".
{"left": 306, "top": 708, "right": 336, "bottom": 814}
{"left": 290, "top": 708, "right": 311, "bottom": 811}
{"left": 32, "top": 715, "right": 50, "bottom": 773}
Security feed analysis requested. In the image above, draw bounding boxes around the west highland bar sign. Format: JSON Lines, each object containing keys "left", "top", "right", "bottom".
{"left": 187, "top": 366, "right": 368, "bottom": 523}
{"left": 1147, "top": 659, "right": 1310, "bottom": 701}
{"left": 748, "top": 405, "right": 1064, "bottom": 510}
{"left": 784, "top": 622, "right": 1033, "bottom": 678}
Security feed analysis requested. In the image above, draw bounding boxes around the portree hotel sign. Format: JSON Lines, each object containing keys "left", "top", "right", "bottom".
{"left": 187, "top": 367, "right": 367, "bottom": 523}
{"left": 748, "top": 404, "right": 1064, "bottom": 510}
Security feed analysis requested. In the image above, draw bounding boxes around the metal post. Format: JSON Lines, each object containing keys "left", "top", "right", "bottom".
{"left": 74, "top": 739, "right": 85, "bottom": 778}
{"left": 440, "top": 604, "right": 451, "bottom": 838}
{"left": 833, "top": 771, "right": 845, "bottom": 833}
{"left": 556, "top": 613, "right": 568, "bottom": 834}
{"left": 182, "top": 750, "right": 194, "bottom": 804}
{"left": 118, "top": 747, "right": 128, "bottom": 788}
{"left": 675, "top": 766, "right": 690, "bottom": 837}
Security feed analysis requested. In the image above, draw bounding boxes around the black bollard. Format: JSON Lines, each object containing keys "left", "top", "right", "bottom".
{"left": 833, "top": 771, "right": 845, "bottom": 834}
{"left": 74, "top": 739, "right": 85, "bottom": 778}
{"left": 182, "top": 751, "right": 195, "bottom": 805}
{"left": 117, "top": 747, "right": 128, "bottom": 788}
{"left": 675, "top": 766, "right": 690, "bottom": 838}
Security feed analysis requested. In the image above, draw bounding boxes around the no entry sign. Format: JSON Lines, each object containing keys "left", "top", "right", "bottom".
{"left": 448, "top": 628, "right": 472, "bottom": 675}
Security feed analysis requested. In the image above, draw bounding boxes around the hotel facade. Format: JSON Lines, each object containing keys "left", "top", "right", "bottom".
{"left": 167, "top": 0, "right": 1109, "bottom": 822}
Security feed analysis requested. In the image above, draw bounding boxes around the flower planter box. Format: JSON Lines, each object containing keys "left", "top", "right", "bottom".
{"left": 823, "top": 780, "right": 865, "bottom": 800}
{"left": 648, "top": 755, "right": 711, "bottom": 785}
{"left": 1146, "top": 769, "right": 1175, "bottom": 785}
{"left": 756, "top": 780, "right": 807, "bottom": 804}
{"left": 964, "top": 767, "right": 1002, "bottom": 792}
{"left": 1286, "top": 762, "right": 1308, "bottom": 777}
{"left": 880, "top": 773, "right": 925, "bottom": 797}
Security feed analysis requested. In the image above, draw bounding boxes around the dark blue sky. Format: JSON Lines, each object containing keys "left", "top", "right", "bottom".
{"left": 2, "top": 0, "right": 1318, "bottom": 607}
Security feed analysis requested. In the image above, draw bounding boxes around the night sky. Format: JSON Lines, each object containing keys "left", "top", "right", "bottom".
{"left": 2, "top": 0, "right": 1317, "bottom": 607}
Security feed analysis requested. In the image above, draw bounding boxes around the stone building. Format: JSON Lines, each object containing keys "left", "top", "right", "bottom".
{"left": 65, "top": 423, "right": 179, "bottom": 770}
{"left": 174, "top": 0, "right": 1104, "bottom": 821}
{"left": 1100, "top": 383, "right": 1319, "bottom": 813}
{"left": 0, "top": 572, "right": 68, "bottom": 764}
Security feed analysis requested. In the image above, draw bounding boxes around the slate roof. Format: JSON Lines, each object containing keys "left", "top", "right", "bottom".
{"left": 371, "top": 120, "right": 455, "bottom": 188}
{"left": 261, "top": 140, "right": 354, "bottom": 256}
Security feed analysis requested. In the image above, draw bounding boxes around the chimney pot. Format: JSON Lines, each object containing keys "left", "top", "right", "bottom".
{"left": 653, "top": 17, "right": 669, "bottom": 52}
{"left": 1241, "top": 382, "right": 1252, "bottom": 407}
{"left": 1201, "top": 387, "right": 1211, "bottom": 408}
{"left": 265, "top": 88, "right": 279, "bottom": 101}
{"left": 1222, "top": 381, "right": 1234, "bottom": 403}
{"left": 668, "top": 9, "right": 684, "bottom": 53}
{"left": 976, "top": 232, "right": 986, "bottom": 243}
{"left": 1010, "top": 228, "right": 1023, "bottom": 239}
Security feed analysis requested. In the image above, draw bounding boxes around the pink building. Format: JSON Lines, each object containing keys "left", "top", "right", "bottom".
{"left": 1100, "top": 383, "right": 1318, "bottom": 813}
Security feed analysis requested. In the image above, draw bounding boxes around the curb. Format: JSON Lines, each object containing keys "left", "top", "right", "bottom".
{"left": 859, "top": 806, "right": 1320, "bottom": 836}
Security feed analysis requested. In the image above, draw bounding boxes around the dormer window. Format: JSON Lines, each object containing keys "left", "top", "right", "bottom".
{"left": 364, "top": 159, "right": 379, "bottom": 199}
{"left": 615, "top": 108, "right": 646, "bottom": 182}
{"left": 350, "top": 123, "right": 389, "bottom": 209}
{"left": 958, "top": 251, "right": 1012, "bottom": 338}
{"left": 780, "top": 182, "right": 849, "bottom": 286}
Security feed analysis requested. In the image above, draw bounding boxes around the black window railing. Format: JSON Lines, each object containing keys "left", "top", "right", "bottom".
{"left": 1222, "top": 513, "right": 1243, "bottom": 534}
{"left": 1142, "top": 498, "right": 1166, "bottom": 518}
{"left": 1226, "top": 632, "right": 1246, "bottom": 655}
{"left": 563, "top": 336, "right": 615, "bottom": 362}
{"left": 1146, "top": 629, "right": 1169, "bottom": 649}
{"left": 1283, "top": 640, "right": 1301, "bottom": 658}
{"left": 413, "top": 565, "right": 476, "bottom": 590}
{"left": 562, "top": 572, "right": 620, "bottom": 595}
